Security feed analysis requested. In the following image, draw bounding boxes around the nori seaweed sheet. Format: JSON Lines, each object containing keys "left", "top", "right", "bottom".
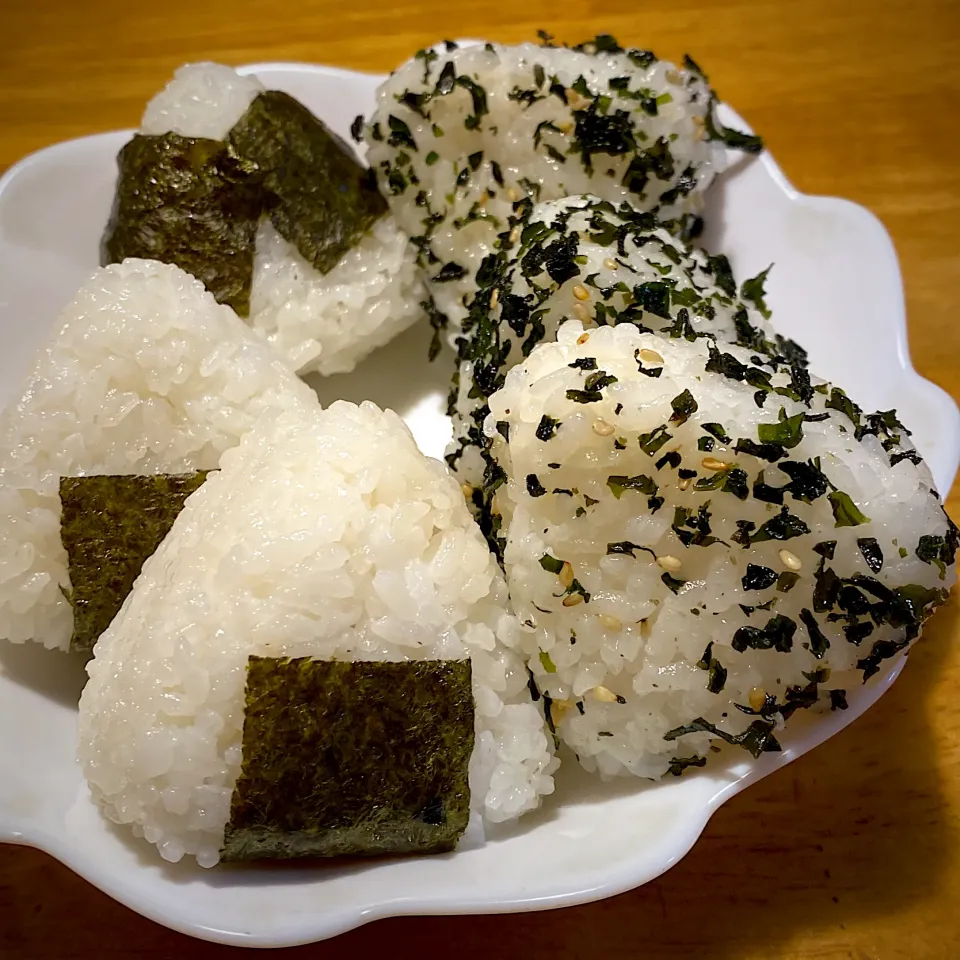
{"left": 101, "top": 134, "right": 263, "bottom": 315}
{"left": 221, "top": 657, "right": 474, "bottom": 861}
{"left": 59, "top": 472, "right": 210, "bottom": 654}
{"left": 227, "top": 91, "right": 388, "bottom": 274}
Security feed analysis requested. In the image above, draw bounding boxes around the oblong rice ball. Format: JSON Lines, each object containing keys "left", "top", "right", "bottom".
{"left": 140, "top": 62, "right": 426, "bottom": 376}
{"left": 485, "top": 320, "right": 956, "bottom": 779}
{"left": 365, "top": 37, "right": 749, "bottom": 337}
{"left": 0, "top": 259, "right": 317, "bottom": 650}
{"left": 78, "top": 401, "right": 557, "bottom": 867}
{"left": 448, "top": 195, "right": 801, "bottom": 488}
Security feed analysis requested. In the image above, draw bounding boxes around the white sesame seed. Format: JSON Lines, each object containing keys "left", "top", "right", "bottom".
{"left": 665, "top": 69, "right": 682, "bottom": 85}
{"left": 562, "top": 593, "right": 584, "bottom": 607}
{"left": 749, "top": 687, "right": 767, "bottom": 712}
{"left": 779, "top": 549, "right": 803, "bottom": 571}
{"left": 638, "top": 348, "right": 663, "bottom": 363}
{"left": 558, "top": 561, "right": 574, "bottom": 588}
{"left": 577, "top": 332, "right": 591, "bottom": 345}
{"left": 657, "top": 555, "right": 682, "bottom": 572}
{"left": 591, "top": 685, "right": 620, "bottom": 703}
{"left": 558, "top": 121, "right": 574, "bottom": 134}
{"left": 592, "top": 419, "right": 615, "bottom": 436}
{"left": 551, "top": 699, "right": 572, "bottom": 723}
{"left": 701, "top": 457, "right": 732, "bottom": 471}
{"left": 460, "top": 482, "right": 473, "bottom": 499}
{"left": 572, "top": 301, "right": 591, "bottom": 322}
{"left": 509, "top": 226, "right": 520, "bottom": 243}
{"left": 598, "top": 614, "right": 622, "bottom": 631}
{"left": 678, "top": 478, "right": 691, "bottom": 492}
{"left": 603, "top": 257, "right": 618, "bottom": 270}
{"left": 507, "top": 187, "right": 521, "bottom": 202}
{"left": 691, "top": 114, "right": 705, "bottom": 127}
{"left": 489, "top": 287, "right": 499, "bottom": 309}
{"left": 572, "top": 284, "right": 591, "bottom": 301}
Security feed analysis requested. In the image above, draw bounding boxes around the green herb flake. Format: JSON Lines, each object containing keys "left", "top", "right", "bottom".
{"left": 539, "top": 650, "right": 557, "bottom": 674}
{"left": 741, "top": 265, "right": 773, "bottom": 319}
{"left": 669, "top": 389, "right": 699, "bottom": 425}
{"left": 607, "top": 474, "right": 658, "bottom": 499}
{"left": 536, "top": 415, "right": 561, "bottom": 441}
{"left": 222, "top": 657, "right": 473, "bottom": 860}
{"left": 539, "top": 554, "right": 565, "bottom": 574}
{"left": 60, "top": 472, "right": 210, "bottom": 654}
{"left": 829, "top": 491, "right": 870, "bottom": 527}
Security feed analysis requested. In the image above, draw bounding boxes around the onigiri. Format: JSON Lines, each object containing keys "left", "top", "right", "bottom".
{"left": 0, "top": 258, "right": 317, "bottom": 651}
{"left": 486, "top": 320, "right": 955, "bottom": 778}
{"left": 79, "top": 401, "right": 557, "bottom": 866}
{"left": 365, "top": 37, "right": 760, "bottom": 339}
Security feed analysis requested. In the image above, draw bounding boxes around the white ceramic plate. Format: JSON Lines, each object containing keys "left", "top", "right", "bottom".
{"left": 0, "top": 60, "right": 957, "bottom": 949}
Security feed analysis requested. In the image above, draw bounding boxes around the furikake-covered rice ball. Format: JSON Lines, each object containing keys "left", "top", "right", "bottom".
{"left": 364, "top": 35, "right": 761, "bottom": 341}
{"left": 485, "top": 320, "right": 956, "bottom": 779}
{"left": 447, "top": 194, "right": 803, "bottom": 529}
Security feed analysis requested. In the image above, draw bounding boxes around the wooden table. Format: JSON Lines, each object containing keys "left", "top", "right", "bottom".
{"left": 2, "top": 1, "right": 959, "bottom": 957}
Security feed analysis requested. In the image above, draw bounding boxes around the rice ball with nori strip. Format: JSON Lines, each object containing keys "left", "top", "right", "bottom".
{"left": 0, "top": 258, "right": 317, "bottom": 652}
{"left": 364, "top": 36, "right": 759, "bottom": 339}
{"left": 485, "top": 319, "right": 955, "bottom": 779}
{"left": 117, "top": 62, "right": 426, "bottom": 376}
{"left": 78, "top": 402, "right": 556, "bottom": 867}
{"left": 448, "top": 194, "right": 801, "bottom": 491}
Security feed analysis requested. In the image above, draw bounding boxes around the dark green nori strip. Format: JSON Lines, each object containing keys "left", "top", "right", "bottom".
{"left": 740, "top": 265, "right": 773, "bottom": 319}
{"left": 656, "top": 451, "right": 682, "bottom": 470}
{"left": 828, "top": 491, "right": 870, "bottom": 527}
{"left": 813, "top": 540, "right": 837, "bottom": 560}
{"left": 539, "top": 554, "right": 565, "bottom": 574}
{"left": 607, "top": 474, "right": 658, "bottom": 499}
{"left": 742, "top": 564, "right": 777, "bottom": 591}
{"left": 829, "top": 689, "right": 848, "bottom": 710}
{"left": 434, "top": 261, "right": 467, "bottom": 282}
{"left": 606, "top": 541, "right": 656, "bottom": 559}
{"left": 777, "top": 571, "right": 800, "bottom": 593}
{"left": 669, "top": 389, "right": 698, "bottom": 425}
{"left": 227, "top": 91, "right": 387, "bottom": 275}
{"left": 777, "top": 459, "right": 829, "bottom": 503}
{"left": 857, "top": 538, "right": 884, "bottom": 573}
{"left": 702, "top": 422, "right": 732, "bottom": 444}
{"left": 536, "top": 415, "right": 561, "bottom": 441}
{"left": 102, "top": 133, "right": 264, "bottom": 315}
{"left": 495, "top": 421, "right": 510, "bottom": 442}
{"left": 668, "top": 755, "right": 707, "bottom": 775}
{"left": 732, "top": 613, "right": 796, "bottom": 653}
{"left": 638, "top": 425, "right": 672, "bottom": 456}
{"left": 799, "top": 608, "right": 830, "bottom": 659}
{"left": 60, "top": 472, "right": 210, "bottom": 654}
{"left": 569, "top": 357, "right": 598, "bottom": 370}
{"left": 526, "top": 474, "right": 547, "bottom": 497}
{"left": 735, "top": 438, "right": 786, "bottom": 462}
{"left": 703, "top": 97, "right": 764, "bottom": 153}
{"left": 661, "top": 572, "right": 687, "bottom": 594}
{"left": 664, "top": 716, "right": 781, "bottom": 758}
{"left": 749, "top": 507, "right": 810, "bottom": 543}
{"left": 696, "top": 642, "right": 728, "bottom": 694}
{"left": 221, "top": 658, "right": 473, "bottom": 860}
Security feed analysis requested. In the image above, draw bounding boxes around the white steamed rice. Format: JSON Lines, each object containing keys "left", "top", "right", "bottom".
{"left": 0, "top": 259, "right": 317, "bottom": 650}
{"left": 141, "top": 62, "right": 426, "bottom": 377}
{"left": 365, "top": 39, "right": 729, "bottom": 337}
{"left": 78, "top": 401, "right": 557, "bottom": 866}
{"left": 486, "top": 320, "right": 955, "bottom": 778}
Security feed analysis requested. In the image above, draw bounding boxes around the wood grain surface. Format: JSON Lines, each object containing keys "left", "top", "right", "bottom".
{"left": 2, "top": 1, "right": 959, "bottom": 957}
